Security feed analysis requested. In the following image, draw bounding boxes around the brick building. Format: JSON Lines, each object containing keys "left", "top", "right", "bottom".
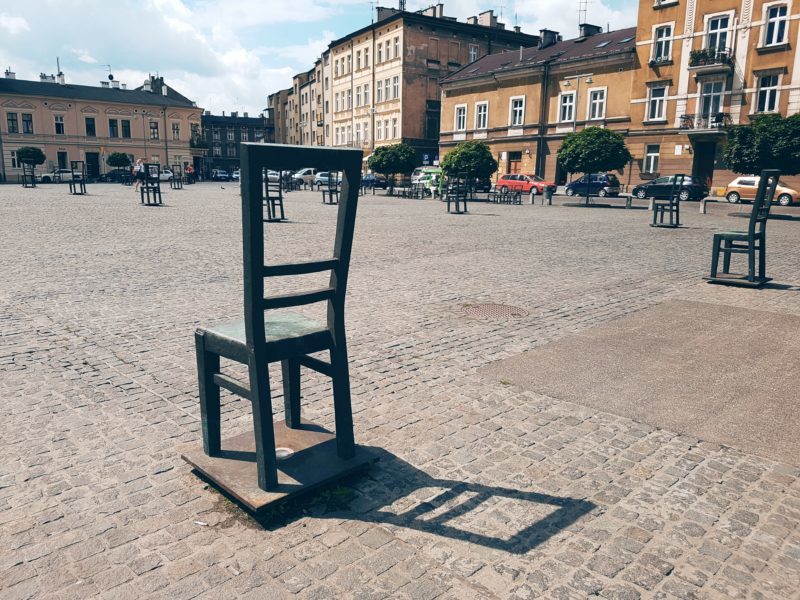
{"left": 200, "top": 111, "right": 268, "bottom": 175}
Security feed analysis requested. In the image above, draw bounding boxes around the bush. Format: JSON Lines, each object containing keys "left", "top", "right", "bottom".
{"left": 367, "top": 143, "right": 417, "bottom": 189}
{"left": 724, "top": 114, "right": 800, "bottom": 176}
{"left": 16, "top": 146, "right": 45, "bottom": 166}
{"left": 441, "top": 141, "right": 498, "bottom": 179}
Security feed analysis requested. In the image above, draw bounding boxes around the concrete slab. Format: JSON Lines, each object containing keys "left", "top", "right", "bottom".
{"left": 480, "top": 300, "right": 800, "bottom": 465}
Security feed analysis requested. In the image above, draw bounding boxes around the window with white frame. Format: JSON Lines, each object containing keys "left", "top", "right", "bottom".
{"left": 469, "top": 44, "right": 479, "bottom": 63}
{"left": 509, "top": 97, "right": 525, "bottom": 126}
{"left": 455, "top": 105, "right": 467, "bottom": 131}
{"left": 54, "top": 114, "right": 65, "bottom": 135}
{"left": 377, "top": 42, "right": 383, "bottom": 63}
{"left": 647, "top": 86, "right": 667, "bottom": 120}
{"left": 364, "top": 47, "right": 369, "bottom": 66}
{"left": 364, "top": 84, "right": 370, "bottom": 105}
{"left": 347, "top": 89, "right": 352, "bottom": 109}
{"left": 644, "top": 144, "right": 660, "bottom": 173}
{"left": 392, "top": 118, "right": 398, "bottom": 139}
{"left": 347, "top": 55, "right": 351, "bottom": 72}
{"left": 475, "top": 102, "right": 488, "bottom": 129}
{"left": 241, "top": 128, "right": 248, "bottom": 142}
{"left": 335, "top": 93, "right": 340, "bottom": 112}
{"left": 384, "top": 78, "right": 390, "bottom": 100}
{"left": 356, "top": 86, "right": 362, "bottom": 107}
{"left": 559, "top": 92, "right": 575, "bottom": 122}
{"left": 653, "top": 25, "right": 672, "bottom": 61}
{"left": 394, "top": 37, "right": 400, "bottom": 59}
{"left": 384, "top": 120, "right": 389, "bottom": 139}
{"left": 355, "top": 122, "right": 361, "bottom": 143}
{"left": 392, "top": 76, "right": 399, "bottom": 99}
{"left": 706, "top": 15, "right": 730, "bottom": 51}
{"left": 376, "top": 123, "right": 383, "bottom": 140}
{"left": 757, "top": 74, "right": 779, "bottom": 112}
{"left": 356, "top": 50, "right": 362, "bottom": 69}
{"left": 588, "top": 89, "right": 606, "bottom": 119}
{"left": 376, "top": 83, "right": 382, "bottom": 103}
{"left": 386, "top": 40, "right": 392, "bottom": 60}
{"left": 764, "top": 5, "right": 788, "bottom": 46}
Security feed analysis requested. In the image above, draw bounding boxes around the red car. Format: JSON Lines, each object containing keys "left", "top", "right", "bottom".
{"left": 496, "top": 173, "right": 556, "bottom": 195}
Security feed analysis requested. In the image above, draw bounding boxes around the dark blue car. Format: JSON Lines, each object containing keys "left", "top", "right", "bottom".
{"left": 565, "top": 173, "right": 621, "bottom": 197}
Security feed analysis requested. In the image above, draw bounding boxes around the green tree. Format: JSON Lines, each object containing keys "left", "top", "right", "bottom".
{"left": 441, "top": 141, "right": 498, "bottom": 179}
{"left": 107, "top": 152, "right": 131, "bottom": 170}
{"left": 557, "top": 127, "right": 632, "bottom": 204}
{"left": 16, "top": 146, "right": 46, "bottom": 166}
{"left": 723, "top": 114, "right": 800, "bottom": 176}
{"left": 367, "top": 142, "right": 417, "bottom": 192}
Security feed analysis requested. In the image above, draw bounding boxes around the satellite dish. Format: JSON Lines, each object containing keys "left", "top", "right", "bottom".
{"left": 108, "top": 73, "right": 114, "bottom": 81}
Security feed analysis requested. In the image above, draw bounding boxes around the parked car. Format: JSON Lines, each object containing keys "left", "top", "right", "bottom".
{"left": 262, "top": 170, "right": 280, "bottom": 183}
{"left": 99, "top": 169, "right": 129, "bottom": 183}
{"left": 362, "top": 173, "right": 387, "bottom": 189}
{"left": 631, "top": 175, "right": 708, "bottom": 201}
{"left": 158, "top": 169, "right": 174, "bottom": 182}
{"left": 725, "top": 175, "right": 798, "bottom": 206}
{"left": 211, "top": 169, "right": 231, "bottom": 181}
{"left": 232, "top": 169, "right": 240, "bottom": 181}
{"left": 411, "top": 167, "right": 442, "bottom": 185}
{"left": 565, "top": 173, "right": 621, "bottom": 197}
{"left": 293, "top": 168, "right": 317, "bottom": 185}
{"left": 37, "top": 168, "right": 75, "bottom": 183}
{"left": 496, "top": 173, "right": 557, "bottom": 195}
{"left": 471, "top": 178, "right": 493, "bottom": 193}
{"left": 314, "top": 171, "right": 340, "bottom": 187}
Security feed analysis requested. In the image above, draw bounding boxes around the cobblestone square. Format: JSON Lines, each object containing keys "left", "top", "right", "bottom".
{"left": 1, "top": 183, "right": 799, "bottom": 599}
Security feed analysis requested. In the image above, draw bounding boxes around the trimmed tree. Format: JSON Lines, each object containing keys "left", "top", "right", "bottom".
{"left": 441, "top": 140, "right": 498, "bottom": 180}
{"left": 16, "top": 146, "right": 46, "bottom": 182}
{"left": 107, "top": 152, "right": 132, "bottom": 170}
{"left": 367, "top": 142, "right": 417, "bottom": 193}
{"left": 723, "top": 114, "right": 800, "bottom": 177}
{"left": 557, "top": 127, "right": 632, "bottom": 204}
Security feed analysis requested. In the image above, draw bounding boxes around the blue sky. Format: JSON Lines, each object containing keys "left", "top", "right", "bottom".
{"left": 0, "top": 0, "right": 638, "bottom": 115}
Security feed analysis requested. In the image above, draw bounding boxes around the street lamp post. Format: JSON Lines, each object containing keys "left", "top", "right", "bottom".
{"left": 562, "top": 73, "right": 594, "bottom": 132}
{"left": 141, "top": 110, "right": 149, "bottom": 162}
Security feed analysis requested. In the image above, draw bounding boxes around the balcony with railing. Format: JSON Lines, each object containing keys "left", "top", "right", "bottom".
{"left": 679, "top": 112, "right": 732, "bottom": 132}
{"left": 688, "top": 48, "right": 734, "bottom": 75}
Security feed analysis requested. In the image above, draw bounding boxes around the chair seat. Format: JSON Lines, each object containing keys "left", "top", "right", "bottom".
{"left": 714, "top": 230, "right": 749, "bottom": 240}
{"left": 202, "top": 312, "right": 332, "bottom": 363}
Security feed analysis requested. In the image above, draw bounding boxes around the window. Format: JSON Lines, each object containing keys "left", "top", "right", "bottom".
{"left": 386, "top": 39, "right": 392, "bottom": 60}
{"left": 109, "top": 119, "right": 118, "bottom": 138}
{"left": 384, "top": 78, "right": 390, "bottom": 100}
{"left": 335, "top": 93, "right": 340, "bottom": 112}
{"left": 227, "top": 129, "right": 235, "bottom": 141}
{"left": 356, "top": 85, "right": 362, "bottom": 107}
{"left": 22, "top": 113, "right": 34, "bottom": 134}
{"left": 455, "top": 105, "right": 467, "bottom": 131}
{"left": 648, "top": 86, "right": 666, "bottom": 120}
{"left": 84, "top": 117, "right": 95, "bottom": 137}
{"left": 588, "top": 89, "right": 606, "bottom": 120}
{"left": 54, "top": 114, "right": 65, "bottom": 135}
{"left": 392, "top": 118, "right": 398, "bottom": 139}
{"left": 347, "top": 89, "right": 352, "bottom": 109}
{"left": 475, "top": 102, "right": 488, "bottom": 129}
{"left": 122, "top": 120, "right": 131, "bottom": 138}
{"left": 377, "top": 42, "right": 383, "bottom": 63}
{"left": 7, "top": 112, "right": 18, "bottom": 133}
{"left": 510, "top": 97, "right": 525, "bottom": 126}
{"left": 241, "top": 129, "right": 248, "bottom": 142}
{"left": 644, "top": 144, "right": 660, "bottom": 173}
{"left": 364, "top": 48, "right": 369, "bottom": 66}
{"left": 213, "top": 129, "right": 220, "bottom": 141}
{"left": 213, "top": 145, "right": 221, "bottom": 156}
{"left": 765, "top": 5, "right": 788, "bottom": 46}
{"left": 335, "top": 127, "right": 340, "bottom": 144}
{"left": 334, "top": 61, "right": 339, "bottom": 77}
{"left": 149, "top": 121, "right": 159, "bottom": 140}
{"left": 172, "top": 122, "right": 180, "bottom": 140}
{"left": 364, "top": 84, "right": 370, "bottom": 105}
{"left": 347, "top": 55, "right": 351, "bottom": 73}
{"left": 376, "top": 122, "right": 383, "bottom": 141}
{"left": 653, "top": 25, "right": 672, "bottom": 61}
{"left": 706, "top": 15, "right": 729, "bottom": 51}
{"left": 227, "top": 146, "right": 236, "bottom": 157}
{"left": 355, "top": 122, "right": 361, "bottom": 144}
{"left": 700, "top": 80, "right": 724, "bottom": 115}
{"left": 757, "top": 74, "right": 779, "bottom": 112}
{"left": 384, "top": 120, "right": 389, "bottom": 140}
{"left": 469, "top": 44, "right": 479, "bottom": 63}
{"left": 394, "top": 37, "right": 400, "bottom": 59}
{"left": 559, "top": 93, "right": 575, "bottom": 122}
{"left": 392, "top": 76, "right": 399, "bottom": 99}
{"left": 376, "top": 83, "right": 382, "bottom": 103}
{"left": 10, "top": 150, "right": 17, "bottom": 168}
{"left": 356, "top": 50, "right": 362, "bottom": 69}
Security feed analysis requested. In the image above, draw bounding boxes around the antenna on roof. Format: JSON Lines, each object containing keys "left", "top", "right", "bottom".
{"left": 368, "top": 0, "right": 376, "bottom": 22}
{"left": 497, "top": 1, "right": 506, "bottom": 21}
{"left": 577, "top": 0, "right": 591, "bottom": 27}
{"left": 398, "top": 0, "right": 406, "bottom": 10}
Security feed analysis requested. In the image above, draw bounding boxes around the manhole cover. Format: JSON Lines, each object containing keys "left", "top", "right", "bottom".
{"left": 461, "top": 303, "right": 529, "bottom": 319}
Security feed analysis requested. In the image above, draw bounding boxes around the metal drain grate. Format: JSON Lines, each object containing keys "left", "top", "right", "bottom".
{"left": 461, "top": 303, "right": 529, "bottom": 319}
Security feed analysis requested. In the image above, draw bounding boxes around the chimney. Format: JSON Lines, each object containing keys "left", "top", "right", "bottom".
{"left": 435, "top": 3, "right": 444, "bottom": 18}
{"left": 57, "top": 72, "right": 65, "bottom": 84}
{"left": 121, "top": 83, "right": 127, "bottom": 90}
{"left": 204, "top": 110, "right": 211, "bottom": 115}
{"left": 243, "top": 112, "right": 249, "bottom": 118}
{"left": 111, "top": 80, "right": 120, "bottom": 89}
{"left": 100, "top": 81, "right": 110, "bottom": 88}
{"left": 514, "top": 25, "right": 521, "bottom": 33}
{"left": 231, "top": 111, "right": 238, "bottom": 118}
{"left": 478, "top": 10, "right": 497, "bottom": 28}
{"left": 467, "top": 16, "right": 477, "bottom": 25}
{"left": 579, "top": 23, "right": 603, "bottom": 37}
{"left": 538, "top": 29, "right": 560, "bottom": 49}
{"left": 40, "top": 73, "right": 56, "bottom": 82}
{"left": 4, "top": 68, "right": 16, "bottom": 79}
{"left": 143, "top": 78, "right": 152, "bottom": 92}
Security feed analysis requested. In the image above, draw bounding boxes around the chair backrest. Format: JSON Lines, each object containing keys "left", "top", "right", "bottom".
{"left": 71, "top": 160, "right": 85, "bottom": 181}
{"left": 748, "top": 169, "right": 780, "bottom": 237}
{"left": 669, "top": 174, "right": 689, "bottom": 201}
{"left": 240, "top": 144, "right": 362, "bottom": 353}
{"left": 171, "top": 164, "right": 182, "bottom": 178}
{"left": 144, "top": 163, "right": 160, "bottom": 183}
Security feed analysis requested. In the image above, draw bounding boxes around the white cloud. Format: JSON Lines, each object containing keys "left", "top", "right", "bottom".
{"left": 70, "top": 48, "right": 98, "bottom": 64}
{"left": 0, "top": 13, "right": 30, "bottom": 35}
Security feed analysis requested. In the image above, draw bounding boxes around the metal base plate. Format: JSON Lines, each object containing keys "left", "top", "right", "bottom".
{"left": 703, "top": 275, "right": 772, "bottom": 288}
{"left": 181, "top": 420, "right": 377, "bottom": 514}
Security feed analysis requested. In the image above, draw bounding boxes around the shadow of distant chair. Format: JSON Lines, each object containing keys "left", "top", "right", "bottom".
{"left": 707, "top": 169, "right": 779, "bottom": 287}
{"left": 192, "top": 144, "right": 364, "bottom": 494}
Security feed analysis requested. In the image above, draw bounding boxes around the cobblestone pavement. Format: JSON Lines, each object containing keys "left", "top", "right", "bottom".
{"left": 1, "top": 183, "right": 799, "bottom": 600}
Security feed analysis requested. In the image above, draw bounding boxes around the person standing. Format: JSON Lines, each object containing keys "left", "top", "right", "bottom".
{"left": 133, "top": 158, "right": 144, "bottom": 192}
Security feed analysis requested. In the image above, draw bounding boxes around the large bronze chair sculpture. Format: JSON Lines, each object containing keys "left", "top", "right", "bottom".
{"left": 184, "top": 144, "right": 373, "bottom": 512}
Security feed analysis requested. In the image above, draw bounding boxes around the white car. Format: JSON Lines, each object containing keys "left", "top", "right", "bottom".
{"left": 293, "top": 168, "right": 317, "bottom": 185}
{"left": 158, "top": 169, "right": 174, "bottom": 182}
{"left": 37, "top": 168, "right": 75, "bottom": 183}
{"left": 264, "top": 170, "right": 280, "bottom": 183}
{"left": 232, "top": 170, "right": 240, "bottom": 181}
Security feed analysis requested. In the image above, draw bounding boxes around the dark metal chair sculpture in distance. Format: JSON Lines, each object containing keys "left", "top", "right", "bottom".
{"left": 20, "top": 163, "right": 36, "bottom": 188}
{"left": 170, "top": 164, "right": 183, "bottom": 190}
{"left": 69, "top": 160, "right": 87, "bottom": 195}
{"left": 264, "top": 171, "right": 286, "bottom": 222}
{"left": 706, "top": 169, "right": 779, "bottom": 288}
{"left": 321, "top": 172, "right": 340, "bottom": 205}
{"left": 185, "top": 144, "right": 372, "bottom": 511}
{"left": 140, "top": 163, "right": 163, "bottom": 205}
{"left": 445, "top": 174, "right": 468, "bottom": 214}
{"left": 651, "top": 175, "right": 685, "bottom": 228}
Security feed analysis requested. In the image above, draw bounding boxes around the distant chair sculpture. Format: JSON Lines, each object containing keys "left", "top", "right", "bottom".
{"left": 140, "top": 163, "right": 163, "bottom": 206}
{"left": 170, "top": 164, "right": 183, "bottom": 190}
{"left": 69, "top": 160, "right": 87, "bottom": 195}
{"left": 264, "top": 171, "right": 286, "bottom": 222}
{"left": 185, "top": 144, "right": 373, "bottom": 510}
{"left": 651, "top": 174, "right": 685, "bottom": 228}
{"left": 321, "top": 172, "right": 340, "bottom": 205}
{"left": 445, "top": 174, "right": 469, "bottom": 214}
{"left": 20, "top": 163, "right": 36, "bottom": 188}
{"left": 706, "top": 169, "right": 779, "bottom": 288}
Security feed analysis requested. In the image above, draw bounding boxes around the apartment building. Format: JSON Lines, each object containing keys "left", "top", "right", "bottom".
{"left": 630, "top": 0, "right": 800, "bottom": 188}
{"left": 0, "top": 72, "right": 202, "bottom": 181}
{"left": 269, "top": 3, "right": 538, "bottom": 163}
{"left": 201, "top": 111, "right": 267, "bottom": 174}
{"left": 440, "top": 26, "right": 637, "bottom": 183}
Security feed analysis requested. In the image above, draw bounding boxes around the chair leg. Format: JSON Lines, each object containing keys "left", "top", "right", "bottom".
{"left": 329, "top": 346, "right": 355, "bottom": 460}
{"left": 758, "top": 235, "right": 766, "bottom": 279}
{"left": 710, "top": 236, "right": 721, "bottom": 277}
{"left": 195, "top": 332, "right": 221, "bottom": 456}
{"left": 747, "top": 243, "right": 756, "bottom": 282}
{"left": 721, "top": 239, "right": 732, "bottom": 274}
{"left": 281, "top": 359, "right": 301, "bottom": 428}
{"left": 248, "top": 361, "right": 278, "bottom": 491}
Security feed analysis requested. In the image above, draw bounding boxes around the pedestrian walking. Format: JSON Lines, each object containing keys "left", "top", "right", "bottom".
{"left": 133, "top": 158, "right": 145, "bottom": 192}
